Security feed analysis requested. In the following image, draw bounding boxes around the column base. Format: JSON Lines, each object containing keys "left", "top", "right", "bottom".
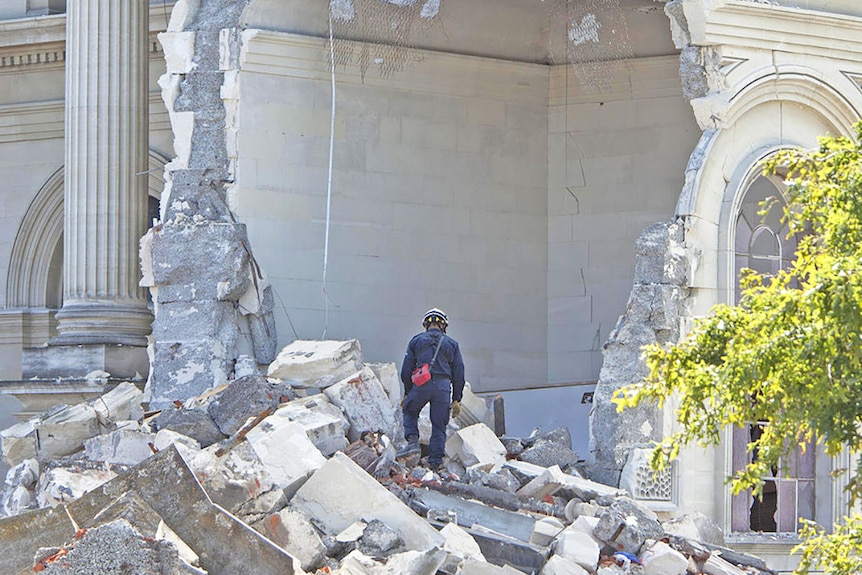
{"left": 22, "top": 343, "right": 149, "bottom": 381}
{"left": 54, "top": 301, "right": 153, "bottom": 347}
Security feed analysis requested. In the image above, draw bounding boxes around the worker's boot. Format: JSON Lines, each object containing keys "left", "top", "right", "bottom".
{"left": 396, "top": 436, "right": 420, "bottom": 465}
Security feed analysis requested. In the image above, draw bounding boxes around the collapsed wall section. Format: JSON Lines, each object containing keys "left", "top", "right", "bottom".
{"left": 141, "top": 0, "right": 277, "bottom": 409}
{"left": 588, "top": 220, "right": 688, "bottom": 488}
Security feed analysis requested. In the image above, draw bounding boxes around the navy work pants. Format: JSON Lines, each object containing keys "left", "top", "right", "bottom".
{"left": 402, "top": 379, "right": 451, "bottom": 465}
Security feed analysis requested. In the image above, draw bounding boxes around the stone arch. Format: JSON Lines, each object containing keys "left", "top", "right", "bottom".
{"left": 5, "top": 150, "right": 170, "bottom": 310}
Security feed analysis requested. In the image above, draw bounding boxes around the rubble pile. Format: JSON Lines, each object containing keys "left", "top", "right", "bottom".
{"left": 0, "top": 339, "right": 776, "bottom": 575}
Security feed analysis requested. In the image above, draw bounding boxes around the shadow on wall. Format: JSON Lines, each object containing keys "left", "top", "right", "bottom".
{"left": 496, "top": 384, "right": 595, "bottom": 458}
{"left": 0, "top": 394, "right": 23, "bottom": 480}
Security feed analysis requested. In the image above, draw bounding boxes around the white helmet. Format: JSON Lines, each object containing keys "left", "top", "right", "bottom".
{"left": 422, "top": 308, "right": 448, "bottom": 329}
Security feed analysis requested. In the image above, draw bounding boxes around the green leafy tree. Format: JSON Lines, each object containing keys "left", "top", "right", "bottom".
{"left": 614, "top": 123, "right": 862, "bottom": 574}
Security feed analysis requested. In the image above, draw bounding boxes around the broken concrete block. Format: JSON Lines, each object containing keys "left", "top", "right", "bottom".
{"left": 368, "top": 361, "right": 402, "bottom": 409}
{"left": 323, "top": 366, "right": 397, "bottom": 442}
{"left": 189, "top": 442, "right": 276, "bottom": 512}
{"left": 662, "top": 511, "right": 725, "bottom": 546}
{"left": 93, "top": 382, "right": 145, "bottom": 426}
{"left": 337, "top": 520, "right": 368, "bottom": 543}
{"left": 31, "top": 519, "right": 185, "bottom": 574}
{"left": 445, "top": 424, "right": 506, "bottom": 470}
{"left": 640, "top": 540, "right": 688, "bottom": 575}
{"left": 288, "top": 393, "right": 351, "bottom": 434}
{"left": 83, "top": 429, "right": 157, "bottom": 465}
{"left": 456, "top": 382, "right": 494, "bottom": 429}
{"left": 457, "top": 557, "right": 521, "bottom": 575}
{"left": 554, "top": 528, "right": 600, "bottom": 572}
{"left": 702, "top": 553, "right": 748, "bottom": 575}
{"left": 339, "top": 548, "right": 447, "bottom": 575}
{"left": 359, "top": 519, "right": 405, "bottom": 556}
{"left": 568, "top": 514, "right": 600, "bottom": 535}
{"left": 254, "top": 506, "right": 327, "bottom": 572}
{"left": 36, "top": 402, "right": 101, "bottom": 460}
{"left": 267, "top": 339, "right": 363, "bottom": 388}
{"left": 90, "top": 490, "right": 164, "bottom": 538}
{"left": 292, "top": 452, "right": 444, "bottom": 551}
{"left": 149, "top": 338, "right": 236, "bottom": 411}
{"left": 557, "top": 473, "right": 627, "bottom": 502}
{"left": 517, "top": 464, "right": 566, "bottom": 499}
{"left": 158, "top": 31, "right": 196, "bottom": 74}
{"left": 152, "top": 406, "right": 225, "bottom": 448}
{"left": 1, "top": 458, "right": 39, "bottom": 517}
{"left": 272, "top": 402, "right": 348, "bottom": 456}
{"left": 0, "top": 419, "right": 36, "bottom": 468}
{"left": 441, "top": 522, "right": 485, "bottom": 562}
{"left": 207, "top": 374, "right": 279, "bottom": 436}
{"left": 37, "top": 465, "right": 118, "bottom": 509}
{"left": 156, "top": 520, "right": 202, "bottom": 572}
{"left": 245, "top": 413, "right": 327, "bottom": 490}
{"left": 541, "top": 554, "right": 590, "bottom": 575}
{"left": 412, "top": 488, "right": 536, "bottom": 543}
{"left": 503, "top": 459, "right": 546, "bottom": 485}
{"left": 466, "top": 524, "right": 550, "bottom": 573}
{"left": 153, "top": 428, "right": 201, "bottom": 461}
{"left": 530, "top": 516, "right": 565, "bottom": 547}
{"left": 593, "top": 497, "right": 663, "bottom": 555}
{"left": 519, "top": 439, "right": 581, "bottom": 469}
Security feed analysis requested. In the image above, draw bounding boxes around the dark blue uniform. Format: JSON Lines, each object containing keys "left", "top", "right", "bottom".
{"left": 400, "top": 327, "right": 465, "bottom": 466}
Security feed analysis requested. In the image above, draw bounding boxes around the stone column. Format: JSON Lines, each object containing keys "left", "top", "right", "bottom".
{"left": 54, "top": 0, "right": 152, "bottom": 348}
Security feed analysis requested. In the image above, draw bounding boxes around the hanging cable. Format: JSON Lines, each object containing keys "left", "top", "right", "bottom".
{"left": 322, "top": 5, "right": 337, "bottom": 339}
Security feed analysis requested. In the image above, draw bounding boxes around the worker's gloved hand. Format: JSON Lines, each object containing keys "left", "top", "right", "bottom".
{"left": 450, "top": 401, "right": 461, "bottom": 419}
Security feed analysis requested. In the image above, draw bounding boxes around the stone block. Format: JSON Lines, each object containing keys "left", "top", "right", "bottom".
{"left": 457, "top": 382, "right": 494, "bottom": 428}
{"left": 593, "top": 497, "right": 663, "bottom": 555}
{"left": 530, "top": 516, "right": 565, "bottom": 547}
{"left": 254, "top": 506, "right": 326, "bottom": 572}
{"left": 267, "top": 339, "right": 364, "bottom": 388}
{"left": 359, "top": 519, "right": 405, "bottom": 556}
{"left": 640, "top": 540, "right": 688, "bottom": 575}
{"left": 368, "top": 361, "right": 403, "bottom": 408}
{"left": 441, "top": 522, "right": 485, "bottom": 561}
{"left": 158, "top": 31, "right": 196, "bottom": 74}
{"left": 289, "top": 394, "right": 350, "bottom": 433}
{"left": 272, "top": 402, "right": 348, "bottom": 456}
{"left": 149, "top": 339, "right": 235, "bottom": 410}
{"left": 518, "top": 464, "right": 566, "bottom": 499}
{"left": 702, "top": 554, "right": 747, "bottom": 575}
{"left": 323, "top": 366, "right": 397, "bottom": 442}
{"left": 94, "top": 382, "right": 145, "bottom": 425}
{"left": 153, "top": 429, "right": 201, "bottom": 461}
{"left": 340, "top": 548, "right": 447, "bottom": 575}
{"left": 519, "top": 439, "right": 581, "bottom": 469}
{"left": 208, "top": 374, "right": 279, "bottom": 436}
{"left": 245, "top": 414, "right": 327, "bottom": 490}
{"left": 1, "top": 418, "right": 37, "bottom": 467}
{"left": 37, "top": 466, "right": 118, "bottom": 508}
{"left": 292, "top": 452, "right": 444, "bottom": 551}
{"left": 188, "top": 442, "right": 276, "bottom": 512}
{"left": 1, "top": 458, "right": 39, "bottom": 517}
{"left": 619, "top": 447, "right": 673, "bottom": 503}
{"left": 541, "top": 555, "right": 590, "bottom": 575}
{"left": 557, "top": 473, "right": 627, "bottom": 502}
{"left": 503, "top": 460, "right": 546, "bottom": 484}
{"left": 662, "top": 511, "right": 725, "bottom": 546}
{"left": 564, "top": 500, "right": 600, "bottom": 523}
{"left": 83, "top": 429, "right": 157, "bottom": 465}
{"left": 152, "top": 406, "right": 225, "bottom": 448}
{"left": 568, "top": 515, "right": 600, "bottom": 535}
{"left": 36, "top": 402, "right": 101, "bottom": 460}
{"left": 467, "top": 525, "right": 550, "bottom": 574}
{"left": 445, "top": 424, "right": 507, "bottom": 470}
{"left": 151, "top": 299, "right": 240, "bottom": 341}
{"left": 554, "top": 529, "right": 600, "bottom": 572}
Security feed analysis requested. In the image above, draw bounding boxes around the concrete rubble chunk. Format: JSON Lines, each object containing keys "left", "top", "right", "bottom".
{"left": 36, "top": 403, "right": 101, "bottom": 460}
{"left": 37, "top": 465, "right": 118, "bottom": 509}
{"left": 441, "top": 522, "right": 485, "bottom": 562}
{"left": 271, "top": 401, "right": 348, "bottom": 456}
{"left": 323, "top": 366, "right": 398, "bottom": 442}
{"left": 445, "top": 423, "right": 507, "bottom": 470}
{"left": 267, "top": 339, "right": 364, "bottom": 388}
{"left": 641, "top": 540, "right": 689, "bottom": 575}
{"left": 456, "top": 382, "right": 495, "bottom": 429}
{"left": 564, "top": 500, "right": 600, "bottom": 523}
{"left": 207, "top": 374, "right": 279, "bottom": 436}
{"left": 663, "top": 511, "right": 725, "bottom": 546}
{"left": 83, "top": 429, "right": 157, "bottom": 465}
{"left": 554, "top": 527, "right": 601, "bottom": 572}
{"left": 519, "top": 439, "right": 581, "bottom": 469}
{"left": 0, "top": 418, "right": 37, "bottom": 467}
{"left": 292, "top": 452, "right": 444, "bottom": 551}
{"left": 517, "top": 464, "right": 566, "bottom": 499}
{"left": 530, "top": 516, "right": 565, "bottom": 547}
{"left": 253, "top": 505, "right": 327, "bottom": 572}
{"left": 153, "top": 429, "right": 201, "bottom": 460}
{"left": 90, "top": 491, "right": 163, "bottom": 538}
{"left": 541, "top": 554, "right": 590, "bottom": 575}
{"left": 188, "top": 442, "right": 277, "bottom": 512}
{"left": 569, "top": 514, "right": 600, "bottom": 535}
{"left": 466, "top": 524, "right": 550, "bottom": 573}
{"left": 1, "top": 458, "right": 39, "bottom": 516}
{"left": 368, "top": 362, "right": 403, "bottom": 409}
{"left": 156, "top": 520, "right": 203, "bottom": 572}
{"left": 703, "top": 553, "right": 748, "bottom": 575}
{"left": 33, "top": 519, "right": 186, "bottom": 574}
{"left": 557, "top": 473, "right": 627, "bottom": 502}
{"left": 245, "top": 411, "right": 327, "bottom": 489}
{"left": 338, "top": 548, "right": 447, "bottom": 575}
{"left": 593, "top": 496, "right": 664, "bottom": 555}
{"left": 457, "top": 557, "right": 521, "bottom": 575}
{"left": 359, "top": 519, "right": 405, "bottom": 556}
{"left": 152, "top": 406, "right": 225, "bottom": 448}
{"left": 93, "top": 382, "right": 145, "bottom": 425}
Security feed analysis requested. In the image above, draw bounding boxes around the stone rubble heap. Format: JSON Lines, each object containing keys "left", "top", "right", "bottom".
{"left": 0, "top": 339, "right": 775, "bottom": 575}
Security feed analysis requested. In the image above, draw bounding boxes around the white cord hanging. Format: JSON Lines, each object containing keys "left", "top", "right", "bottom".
{"left": 322, "top": 6, "right": 337, "bottom": 339}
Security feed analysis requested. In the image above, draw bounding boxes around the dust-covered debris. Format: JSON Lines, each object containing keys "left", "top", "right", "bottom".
{"left": 0, "top": 339, "right": 776, "bottom": 575}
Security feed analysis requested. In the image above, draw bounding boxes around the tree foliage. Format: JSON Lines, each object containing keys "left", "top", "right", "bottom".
{"left": 613, "top": 123, "right": 862, "bottom": 573}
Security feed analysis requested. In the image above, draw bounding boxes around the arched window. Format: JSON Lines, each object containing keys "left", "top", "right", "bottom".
{"left": 730, "top": 173, "right": 815, "bottom": 534}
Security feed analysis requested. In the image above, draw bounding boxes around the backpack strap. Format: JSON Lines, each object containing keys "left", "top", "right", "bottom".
{"left": 429, "top": 334, "right": 445, "bottom": 369}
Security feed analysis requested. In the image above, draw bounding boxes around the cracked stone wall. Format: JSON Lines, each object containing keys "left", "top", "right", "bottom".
{"left": 141, "top": 0, "right": 276, "bottom": 409}
{"left": 587, "top": 220, "right": 688, "bottom": 488}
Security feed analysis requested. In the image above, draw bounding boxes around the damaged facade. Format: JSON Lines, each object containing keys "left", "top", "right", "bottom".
{"left": 1, "top": 0, "right": 862, "bottom": 571}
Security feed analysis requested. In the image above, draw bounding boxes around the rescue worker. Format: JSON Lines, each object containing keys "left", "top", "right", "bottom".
{"left": 398, "top": 308, "right": 466, "bottom": 471}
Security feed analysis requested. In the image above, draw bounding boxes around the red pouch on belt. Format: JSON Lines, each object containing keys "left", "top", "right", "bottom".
{"left": 411, "top": 363, "right": 431, "bottom": 386}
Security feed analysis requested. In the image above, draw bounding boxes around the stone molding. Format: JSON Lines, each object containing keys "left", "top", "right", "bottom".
{"left": 0, "top": 309, "right": 56, "bottom": 346}
{"left": 240, "top": 30, "right": 549, "bottom": 105}
{"left": 548, "top": 55, "right": 682, "bottom": 105}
